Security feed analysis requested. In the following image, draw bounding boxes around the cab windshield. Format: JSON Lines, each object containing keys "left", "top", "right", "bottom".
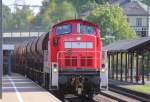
{"left": 77, "top": 24, "right": 95, "bottom": 34}
{"left": 56, "top": 24, "right": 71, "bottom": 35}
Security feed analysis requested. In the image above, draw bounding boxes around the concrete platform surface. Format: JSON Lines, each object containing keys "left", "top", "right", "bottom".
{"left": 0, "top": 73, "right": 61, "bottom": 102}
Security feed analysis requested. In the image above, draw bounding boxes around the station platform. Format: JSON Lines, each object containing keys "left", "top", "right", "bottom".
{"left": 0, "top": 73, "right": 61, "bottom": 102}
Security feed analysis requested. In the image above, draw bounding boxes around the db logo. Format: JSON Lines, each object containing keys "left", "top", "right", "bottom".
{"left": 66, "top": 49, "right": 71, "bottom": 55}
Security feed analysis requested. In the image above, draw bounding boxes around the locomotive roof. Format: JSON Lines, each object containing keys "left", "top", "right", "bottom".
{"left": 52, "top": 19, "right": 99, "bottom": 28}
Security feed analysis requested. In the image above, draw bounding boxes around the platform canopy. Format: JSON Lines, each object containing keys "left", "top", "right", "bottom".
{"left": 104, "top": 37, "right": 150, "bottom": 85}
{"left": 103, "top": 37, "right": 150, "bottom": 53}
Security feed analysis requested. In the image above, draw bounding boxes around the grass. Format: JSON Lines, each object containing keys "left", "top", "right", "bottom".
{"left": 127, "top": 84, "right": 150, "bottom": 94}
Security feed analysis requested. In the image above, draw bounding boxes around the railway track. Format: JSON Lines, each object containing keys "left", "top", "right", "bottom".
{"left": 51, "top": 88, "right": 119, "bottom": 102}
{"left": 100, "top": 91, "right": 127, "bottom": 102}
{"left": 51, "top": 92, "right": 96, "bottom": 102}
{"left": 100, "top": 84, "right": 150, "bottom": 102}
{"left": 49, "top": 83, "right": 150, "bottom": 102}
{"left": 63, "top": 94, "right": 96, "bottom": 102}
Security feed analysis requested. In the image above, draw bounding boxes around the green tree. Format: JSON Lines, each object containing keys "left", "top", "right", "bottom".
{"left": 2, "top": 5, "right": 14, "bottom": 31}
{"left": 43, "top": 0, "right": 76, "bottom": 30}
{"left": 2, "top": 4, "right": 35, "bottom": 32}
{"left": 32, "top": 14, "right": 46, "bottom": 31}
{"left": 87, "top": 4, "right": 136, "bottom": 45}
{"left": 37, "top": 0, "right": 111, "bottom": 30}
{"left": 67, "top": 0, "right": 98, "bottom": 17}
{"left": 13, "top": 6, "right": 34, "bottom": 31}
{"left": 67, "top": 0, "right": 110, "bottom": 17}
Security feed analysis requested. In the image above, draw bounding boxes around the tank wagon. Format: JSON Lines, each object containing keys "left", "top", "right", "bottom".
{"left": 13, "top": 19, "right": 108, "bottom": 98}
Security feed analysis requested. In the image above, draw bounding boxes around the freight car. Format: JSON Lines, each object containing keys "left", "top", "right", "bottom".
{"left": 12, "top": 19, "right": 108, "bottom": 98}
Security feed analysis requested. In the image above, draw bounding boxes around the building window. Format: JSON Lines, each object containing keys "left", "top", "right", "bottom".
{"left": 141, "top": 31, "right": 146, "bottom": 37}
{"left": 136, "top": 18, "right": 142, "bottom": 26}
{"left": 136, "top": 31, "right": 146, "bottom": 37}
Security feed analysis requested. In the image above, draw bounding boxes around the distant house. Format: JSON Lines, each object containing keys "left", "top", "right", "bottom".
{"left": 110, "top": 0, "right": 150, "bottom": 37}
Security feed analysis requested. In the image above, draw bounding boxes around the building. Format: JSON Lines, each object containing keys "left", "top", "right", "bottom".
{"left": 111, "top": 0, "right": 150, "bottom": 37}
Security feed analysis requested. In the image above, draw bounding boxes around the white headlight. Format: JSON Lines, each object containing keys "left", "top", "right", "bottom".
{"left": 101, "top": 68, "right": 105, "bottom": 72}
{"left": 53, "top": 68, "right": 58, "bottom": 72}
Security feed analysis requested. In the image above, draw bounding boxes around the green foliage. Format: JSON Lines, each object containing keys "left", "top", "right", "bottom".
{"left": 67, "top": 0, "right": 98, "bottom": 17}
{"left": 42, "top": 0, "right": 76, "bottom": 30}
{"left": 13, "top": 6, "right": 34, "bottom": 31}
{"left": 2, "top": 0, "right": 114, "bottom": 32}
{"left": 3, "top": 5, "right": 35, "bottom": 31}
{"left": 32, "top": 14, "right": 46, "bottom": 31}
{"left": 2, "top": 5, "right": 14, "bottom": 31}
{"left": 87, "top": 4, "right": 136, "bottom": 45}
{"left": 2, "top": 0, "right": 138, "bottom": 41}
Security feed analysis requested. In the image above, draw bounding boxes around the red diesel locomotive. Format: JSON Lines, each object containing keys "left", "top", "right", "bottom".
{"left": 13, "top": 19, "right": 106, "bottom": 97}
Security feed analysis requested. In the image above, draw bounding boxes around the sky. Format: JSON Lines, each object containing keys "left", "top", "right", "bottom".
{"left": 3, "top": 0, "right": 44, "bottom": 14}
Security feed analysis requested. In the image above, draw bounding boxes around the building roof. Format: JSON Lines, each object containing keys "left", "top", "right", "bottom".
{"left": 103, "top": 37, "right": 150, "bottom": 52}
{"left": 110, "top": 0, "right": 150, "bottom": 16}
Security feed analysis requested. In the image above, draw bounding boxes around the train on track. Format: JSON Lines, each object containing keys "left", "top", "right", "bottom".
{"left": 12, "top": 19, "right": 108, "bottom": 98}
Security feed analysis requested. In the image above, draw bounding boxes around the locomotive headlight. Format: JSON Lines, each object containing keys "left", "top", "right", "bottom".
{"left": 53, "top": 64, "right": 58, "bottom": 73}
{"left": 53, "top": 67, "right": 58, "bottom": 73}
{"left": 101, "top": 64, "right": 105, "bottom": 72}
{"left": 101, "top": 68, "right": 105, "bottom": 72}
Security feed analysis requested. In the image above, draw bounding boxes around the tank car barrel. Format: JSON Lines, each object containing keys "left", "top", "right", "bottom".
{"left": 36, "top": 32, "right": 49, "bottom": 56}
{"left": 31, "top": 38, "right": 39, "bottom": 57}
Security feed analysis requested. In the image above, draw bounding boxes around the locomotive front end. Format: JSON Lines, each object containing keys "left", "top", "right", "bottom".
{"left": 50, "top": 20, "right": 102, "bottom": 96}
